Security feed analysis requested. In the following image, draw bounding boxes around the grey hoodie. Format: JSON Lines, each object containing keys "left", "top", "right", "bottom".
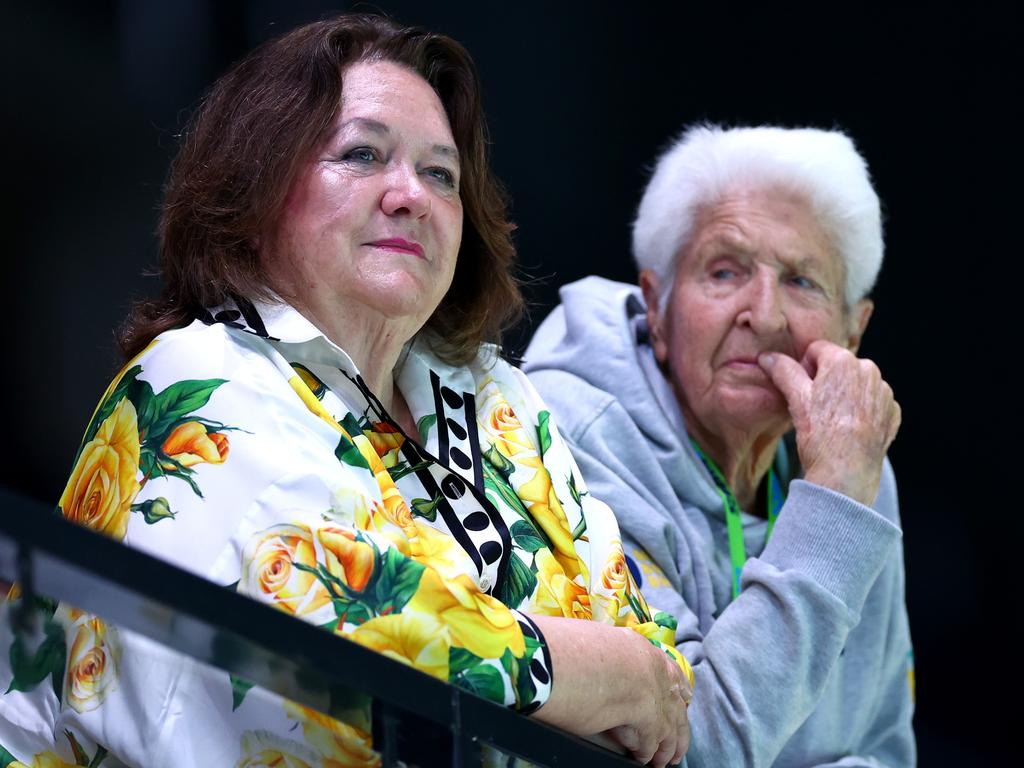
{"left": 524, "top": 277, "right": 915, "bottom": 768}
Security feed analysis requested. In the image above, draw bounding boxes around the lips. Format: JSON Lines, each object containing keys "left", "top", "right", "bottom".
{"left": 367, "top": 237, "right": 425, "bottom": 258}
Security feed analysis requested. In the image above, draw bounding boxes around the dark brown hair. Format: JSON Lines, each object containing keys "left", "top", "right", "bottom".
{"left": 119, "top": 13, "right": 522, "bottom": 364}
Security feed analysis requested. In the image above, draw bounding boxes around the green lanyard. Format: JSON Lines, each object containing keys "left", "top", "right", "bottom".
{"left": 691, "top": 440, "right": 786, "bottom": 602}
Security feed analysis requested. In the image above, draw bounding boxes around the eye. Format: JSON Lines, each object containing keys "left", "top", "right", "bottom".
{"left": 710, "top": 267, "right": 737, "bottom": 280}
{"left": 340, "top": 146, "right": 379, "bottom": 163}
{"left": 788, "top": 274, "right": 818, "bottom": 290}
{"left": 424, "top": 166, "right": 457, "bottom": 189}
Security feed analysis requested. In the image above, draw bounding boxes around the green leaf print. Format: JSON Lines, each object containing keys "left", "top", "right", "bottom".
{"left": 128, "top": 378, "right": 158, "bottom": 439}
{"left": 496, "top": 552, "right": 537, "bottom": 610}
{"left": 482, "top": 443, "right": 514, "bottom": 481}
{"left": 626, "top": 592, "right": 652, "bottom": 625}
{"left": 335, "top": 433, "right": 371, "bottom": 470}
{"left": 509, "top": 520, "right": 545, "bottom": 553}
{"left": 230, "top": 673, "right": 255, "bottom": 711}
{"left": 83, "top": 366, "right": 143, "bottom": 447}
{"left": 65, "top": 728, "right": 89, "bottom": 765}
{"left": 371, "top": 547, "right": 426, "bottom": 616}
{"left": 290, "top": 562, "right": 374, "bottom": 626}
{"left": 131, "top": 497, "right": 176, "bottom": 524}
{"left": 448, "top": 647, "right": 484, "bottom": 676}
{"left": 481, "top": 459, "right": 555, "bottom": 551}
{"left": 566, "top": 471, "right": 587, "bottom": 508}
{"left": 500, "top": 640, "right": 540, "bottom": 709}
{"left": 410, "top": 494, "right": 441, "bottom": 522}
{"left": 5, "top": 613, "right": 66, "bottom": 702}
{"left": 455, "top": 663, "right": 506, "bottom": 703}
{"left": 416, "top": 414, "right": 437, "bottom": 444}
{"left": 145, "top": 378, "right": 227, "bottom": 439}
{"left": 389, "top": 459, "right": 432, "bottom": 483}
{"left": 87, "top": 745, "right": 109, "bottom": 768}
{"left": 653, "top": 611, "right": 678, "bottom": 631}
{"left": 341, "top": 412, "right": 364, "bottom": 438}
{"left": 537, "top": 411, "right": 553, "bottom": 457}
{"left": 0, "top": 744, "right": 20, "bottom": 767}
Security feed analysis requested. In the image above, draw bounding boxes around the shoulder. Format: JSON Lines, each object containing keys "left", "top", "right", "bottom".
{"left": 93, "top": 320, "right": 332, "bottom": 477}
{"left": 130, "top": 320, "right": 282, "bottom": 383}
{"left": 520, "top": 367, "right": 619, "bottom": 444}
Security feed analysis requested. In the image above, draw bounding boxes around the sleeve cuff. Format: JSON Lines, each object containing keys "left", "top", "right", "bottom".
{"left": 759, "top": 480, "right": 902, "bottom": 613}
{"left": 511, "top": 611, "right": 552, "bottom": 714}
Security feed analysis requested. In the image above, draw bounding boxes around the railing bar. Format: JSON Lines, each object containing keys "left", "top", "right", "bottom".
{"left": 0, "top": 494, "right": 640, "bottom": 768}
{"left": 451, "top": 688, "right": 482, "bottom": 768}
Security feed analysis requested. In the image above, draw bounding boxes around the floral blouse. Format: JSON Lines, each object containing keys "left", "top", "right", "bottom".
{"left": 0, "top": 299, "right": 691, "bottom": 768}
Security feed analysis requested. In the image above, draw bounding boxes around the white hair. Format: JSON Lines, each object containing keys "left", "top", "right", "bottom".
{"left": 632, "top": 124, "right": 883, "bottom": 305}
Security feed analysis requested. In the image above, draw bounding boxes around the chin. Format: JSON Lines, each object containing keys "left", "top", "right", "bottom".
{"left": 357, "top": 278, "right": 445, "bottom": 320}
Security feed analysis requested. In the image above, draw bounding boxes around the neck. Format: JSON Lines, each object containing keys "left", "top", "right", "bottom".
{"left": 287, "top": 298, "right": 418, "bottom": 414}
{"left": 687, "top": 417, "right": 784, "bottom": 513}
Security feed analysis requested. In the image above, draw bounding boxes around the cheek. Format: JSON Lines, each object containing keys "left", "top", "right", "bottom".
{"left": 791, "top": 311, "right": 850, "bottom": 353}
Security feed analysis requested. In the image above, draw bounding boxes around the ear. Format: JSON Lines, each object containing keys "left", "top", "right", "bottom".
{"left": 844, "top": 298, "right": 874, "bottom": 354}
{"left": 639, "top": 269, "right": 670, "bottom": 365}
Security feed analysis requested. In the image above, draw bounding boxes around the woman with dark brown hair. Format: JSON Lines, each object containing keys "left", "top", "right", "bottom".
{"left": 0, "top": 14, "right": 690, "bottom": 767}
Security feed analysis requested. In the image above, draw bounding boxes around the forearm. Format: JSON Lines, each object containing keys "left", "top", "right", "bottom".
{"left": 527, "top": 614, "right": 651, "bottom": 734}
{"left": 680, "top": 483, "right": 904, "bottom": 767}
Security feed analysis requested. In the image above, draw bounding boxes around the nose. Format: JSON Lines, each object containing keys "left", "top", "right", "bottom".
{"left": 380, "top": 164, "right": 430, "bottom": 219}
{"left": 738, "top": 272, "right": 787, "bottom": 335}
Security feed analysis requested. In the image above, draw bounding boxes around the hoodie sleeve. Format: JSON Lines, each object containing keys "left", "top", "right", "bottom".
{"left": 526, "top": 367, "right": 914, "bottom": 768}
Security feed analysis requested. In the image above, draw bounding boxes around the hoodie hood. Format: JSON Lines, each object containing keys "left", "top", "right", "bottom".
{"left": 525, "top": 276, "right": 725, "bottom": 515}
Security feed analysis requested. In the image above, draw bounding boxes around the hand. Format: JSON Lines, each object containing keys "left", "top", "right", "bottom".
{"left": 603, "top": 635, "right": 692, "bottom": 767}
{"left": 759, "top": 340, "right": 901, "bottom": 506}
{"left": 529, "top": 617, "right": 691, "bottom": 767}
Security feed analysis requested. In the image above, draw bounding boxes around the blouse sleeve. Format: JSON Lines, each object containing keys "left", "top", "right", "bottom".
{"left": 0, "top": 327, "right": 549, "bottom": 767}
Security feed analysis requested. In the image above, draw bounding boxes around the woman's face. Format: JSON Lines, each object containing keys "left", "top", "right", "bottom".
{"left": 644, "top": 187, "right": 872, "bottom": 442}
{"left": 266, "top": 60, "right": 463, "bottom": 335}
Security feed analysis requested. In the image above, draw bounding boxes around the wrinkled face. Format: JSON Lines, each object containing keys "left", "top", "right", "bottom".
{"left": 643, "top": 187, "right": 872, "bottom": 440}
{"left": 266, "top": 60, "right": 463, "bottom": 332}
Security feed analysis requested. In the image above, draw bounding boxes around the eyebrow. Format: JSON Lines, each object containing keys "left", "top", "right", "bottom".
{"left": 335, "top": 117, "right": 460, "bottom": 166}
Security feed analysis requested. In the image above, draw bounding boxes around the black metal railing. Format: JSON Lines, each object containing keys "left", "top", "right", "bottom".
{"left": 0, "top": 487, "right": 639, "bottom": 767}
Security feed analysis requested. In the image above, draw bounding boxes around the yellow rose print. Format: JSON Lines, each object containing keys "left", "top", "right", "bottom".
{"left": 519, "top": 470, "right": 583, "bottom": 580}
{"left": 349, "top": 612, "right": 450, "bottom": 680}
{"left": 18, "top": 753, "right": 77, "bottom": 768}
{"left": 601, "top": 543, "right": 629, "bottom": 593}
{"left": 59, "top": 397, "right": 141, "bottom": 541}
{"left": 318, "top": 527, "right": 375, "bottom": 592}
{"left": 533, "top": 549, "right": 592, "bottom": 620}
{"left": 284, "top": 702, "right": 382, "bottom": 768}
{"left": 408, "top": 568, "right": 525, "bottom": 659}
{"left": 406, "top": 520, "right": 466, "bottom": 579}
{"left": 240, "top": 524, "right": 331, "bottom": 617}
{"left": 478, "top": 380, "right": 583, "bottom": 579}
{"left": 236, "top": 731, "right": 316, "bottom": 768}
{"left": 160, "top": 420, "right": 230, "bottom": 468}
{"left": 64, "top": 614, "right": 121, "bottom": 714}
{"left": 363, "top": 423, "right": 404, "bottom": 469}
{"left": 485, "top": 400, "right": 538, "bottom": 465}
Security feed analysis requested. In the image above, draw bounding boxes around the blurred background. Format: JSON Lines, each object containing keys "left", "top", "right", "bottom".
{"left": 4, "top": 1, "right": 1014, "bottom": 763}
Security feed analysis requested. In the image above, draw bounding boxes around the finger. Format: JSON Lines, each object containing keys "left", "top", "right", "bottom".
{"left": 887, "top": 399, "right": 902, "bottom": 446}
{"left": 649, "top": 736, "right": 677, "bottom": 768}
{"left": 625, "top": 728, "right": 659, "bottom": 766}
{"left": 607, "top": 725, "right": 640, "bottom": 755}
{"left": 801, "top": 338, "right": 849, "bottom": 371}
{"left": 672, "top": 718, "right": 691, "bottom": 766}
{"left": 758, "top": 352, "right": 811, "bottom": 409}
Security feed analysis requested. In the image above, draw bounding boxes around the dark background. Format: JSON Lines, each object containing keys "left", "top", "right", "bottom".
{"left": 4, "top": 1, "right": 1014, "bottom": 764}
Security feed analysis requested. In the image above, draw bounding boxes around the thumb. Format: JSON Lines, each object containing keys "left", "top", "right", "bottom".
{"left": 758, "top": 352, "right": 811, "bottom": 411}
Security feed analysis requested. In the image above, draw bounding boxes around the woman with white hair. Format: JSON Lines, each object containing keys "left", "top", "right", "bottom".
{"left": 525, "top": 124, "right": 915, "bottom": 766}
